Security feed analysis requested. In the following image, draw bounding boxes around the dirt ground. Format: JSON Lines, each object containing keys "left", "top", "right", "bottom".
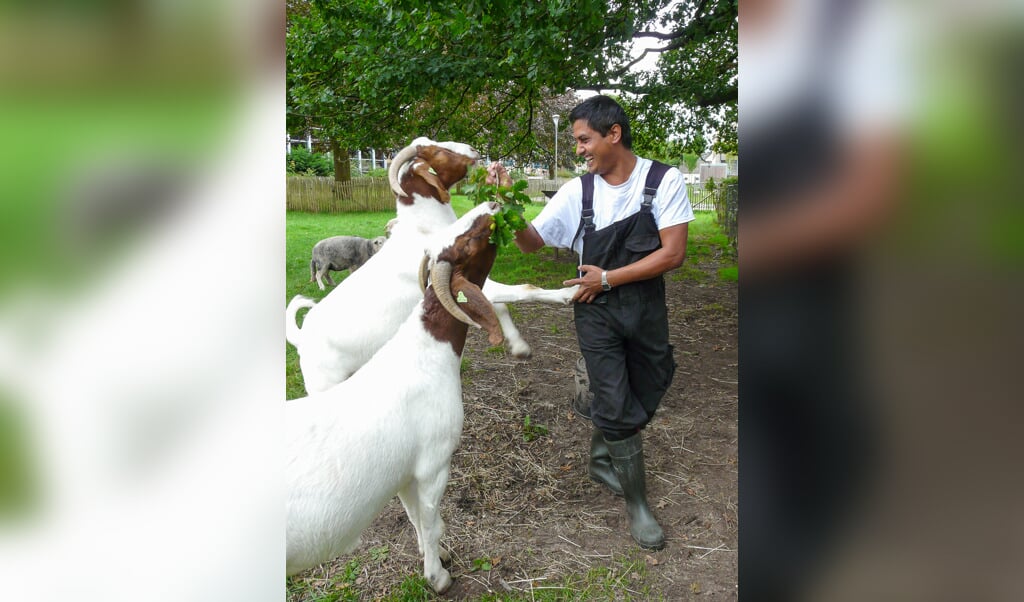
{"left": 289, "top": 249, "right": 737, "bottom": 600}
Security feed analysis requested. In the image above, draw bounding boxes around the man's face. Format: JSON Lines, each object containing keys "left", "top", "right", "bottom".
{"left": 572, "top": 119, "right": 619, "bottom": 175}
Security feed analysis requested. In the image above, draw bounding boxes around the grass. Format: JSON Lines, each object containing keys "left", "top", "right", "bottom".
{"left": 286, "top": 558, "right": 362, "bottom": 602}
{"left": 284, "top": 203, "right": 734, "bottom": 400}
{"left": 287, "top": 549, "right": 663, "bottom": 602}
{"left": 671, "top": 266, "right": 709, "bottom": 282}
{"left": 717, "top": 266, "right": 738, "bottom": 282}
{"left": 472, "top": 550, "right": 661, "bottom": 601}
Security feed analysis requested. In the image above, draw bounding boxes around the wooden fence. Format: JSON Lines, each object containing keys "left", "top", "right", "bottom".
{"left": 286, "top": 176, "right": 395, "bottom": 212}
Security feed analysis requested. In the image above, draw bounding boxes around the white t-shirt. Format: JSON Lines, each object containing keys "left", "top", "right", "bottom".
{"left": 532, "top": 157, "right": 694, "bottom": 256}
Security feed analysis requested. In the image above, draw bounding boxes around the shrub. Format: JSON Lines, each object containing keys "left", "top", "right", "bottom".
{"left": 287, "top": 146, "right": 334, "bottom": 177}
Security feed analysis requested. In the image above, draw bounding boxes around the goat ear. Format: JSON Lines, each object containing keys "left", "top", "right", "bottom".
{"left": 448, "top": 274, "right": 503, "bottom": 346}
{"left": 412, "top": 162, "right": 451, "bottom": 203}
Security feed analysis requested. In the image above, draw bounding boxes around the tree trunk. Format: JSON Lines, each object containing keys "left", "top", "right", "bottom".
{"left": 330, "top": 140, "right": 352, "bottom": 203}
{"left": 330, "top": 140, "right": 351, "bottom": 182}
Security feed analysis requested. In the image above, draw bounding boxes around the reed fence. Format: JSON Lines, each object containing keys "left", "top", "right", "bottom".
{"left": 287, "top": 175, "right": 736, "bottom": 231}
{"left": 286, "top": 176, "right": 395, "bottom": 212}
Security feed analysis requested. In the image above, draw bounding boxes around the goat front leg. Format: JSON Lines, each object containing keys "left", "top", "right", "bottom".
{"left": 412, "top": 467, "right": 453, "bottom": 594}
{"left": 398, "top": 484, "right": 427, "bottom": 557}
{"left": 493, "top": 303, "right": 531, "bottom": 358}
{"left": 482, "top": 279, "right": 578, "bottom": 305}
{"left": 399, "top": 479, "right": 451, "bottom": 565}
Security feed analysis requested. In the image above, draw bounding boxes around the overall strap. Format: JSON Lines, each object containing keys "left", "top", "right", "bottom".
{"left": 572, "top": 161, "right": 670, "bottom": 249}
{"left": 642, "top": 160, "right": 671, "bottom": 209}
{"left": 571, "top": 173, "right": 596, "bottom": 251}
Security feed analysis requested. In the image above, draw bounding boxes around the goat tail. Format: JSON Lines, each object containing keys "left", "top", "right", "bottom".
{"left": 286, "top": 295, "right": 317, "bottom": 348}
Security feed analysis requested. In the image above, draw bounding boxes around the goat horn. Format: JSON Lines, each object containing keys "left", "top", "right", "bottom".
{"left": 430, "top": 261, "right": 480, "bottom": 329}
{"left": 418, "top": 253, "right": 429, "bottom": 294}
{"left": 388, "top": 143, "right": 420, "bottom": 197}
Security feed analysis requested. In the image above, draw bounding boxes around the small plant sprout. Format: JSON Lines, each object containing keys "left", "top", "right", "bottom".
{"left": 522, "top": 415, "right": 549, "bottom": 442}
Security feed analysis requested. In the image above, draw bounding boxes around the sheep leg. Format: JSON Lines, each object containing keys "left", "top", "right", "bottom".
{"left": 492, "top": 303, "right": 532, "bottom": 358}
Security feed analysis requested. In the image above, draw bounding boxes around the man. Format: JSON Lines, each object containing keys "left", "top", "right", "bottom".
{"left": 488, "top": 95, "right": 693, "bottom": 549}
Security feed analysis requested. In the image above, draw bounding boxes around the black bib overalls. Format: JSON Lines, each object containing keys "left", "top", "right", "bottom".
{"left": 573, "top": 185, "right": 676, "bottom": 440}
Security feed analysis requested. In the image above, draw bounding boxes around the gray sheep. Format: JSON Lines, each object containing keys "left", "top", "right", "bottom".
{"left": 309, "top": 235, "right": 387, "bottom": 290}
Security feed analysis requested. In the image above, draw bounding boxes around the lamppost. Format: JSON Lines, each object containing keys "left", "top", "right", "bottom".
{"left": 552, "top": 114, "right": 560, "bottom": 186}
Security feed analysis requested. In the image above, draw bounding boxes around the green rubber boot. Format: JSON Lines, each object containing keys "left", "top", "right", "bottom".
{"left": 607, "top": 432, "right": 665, "bottom": 550}
{"left": 588, "top": 428, "right": 623, "bottom": 496}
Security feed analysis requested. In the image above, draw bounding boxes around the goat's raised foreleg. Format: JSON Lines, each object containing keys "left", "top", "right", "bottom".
{"left": 482, "top": 280, "right": 577, "bottom": 358}
{"left": 493, "top": 303, "right": 531, "bottom": 358}
{"left": 482, "top": 279, "right": 578, "bottom": 305}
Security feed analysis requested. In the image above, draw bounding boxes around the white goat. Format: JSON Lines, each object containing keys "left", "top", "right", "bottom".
{"left": 286, "top": 137, "right": 576, "bottom": 394}
{"left": 287, "top": 201, "right": 505, "bottom": 593}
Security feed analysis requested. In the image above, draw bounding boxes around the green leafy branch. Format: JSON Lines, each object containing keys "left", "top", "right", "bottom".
{"left": 462, "top": 167, "right": 531, "bottom": 247}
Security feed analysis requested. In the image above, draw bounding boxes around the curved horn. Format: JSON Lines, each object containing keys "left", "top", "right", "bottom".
{"left": 388, "top": 144, "right": 420, "bottom": 197}
{"left": 418, "top": 253, "right": 430, "bottom": 294}
{"left": 430, "top": 261, "right": 480, "bottom": 329}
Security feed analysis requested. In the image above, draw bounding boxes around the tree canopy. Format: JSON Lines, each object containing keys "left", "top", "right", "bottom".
{"left": 287, "top": 0, "right": 736, "bottom": 168}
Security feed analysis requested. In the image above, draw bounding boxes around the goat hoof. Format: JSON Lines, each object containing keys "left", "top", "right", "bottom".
{"left": 509, "top": 343, "right": 532, "bottom": 359}
{"left": 439, "top": 547, "right": 451, "bottom": 567}
{"left": 429, "top": 568, "right": 453, "bottom": 594}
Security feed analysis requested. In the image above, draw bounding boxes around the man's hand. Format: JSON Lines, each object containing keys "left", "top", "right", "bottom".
{"left": 485, "top": 161, "right": 513, "bottom": 188}
{"left": 563, "top": 264, "right": 606, "bottom": 304}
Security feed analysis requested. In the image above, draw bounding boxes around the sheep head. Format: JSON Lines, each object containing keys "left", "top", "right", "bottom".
{"left": 388, "top": 137, "right": 480, "bottom": 206}
{"left": 419, "top": 202, "right": 503, "bottom": 353}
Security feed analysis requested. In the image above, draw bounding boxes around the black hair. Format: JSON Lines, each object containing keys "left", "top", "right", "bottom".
{"left": 568, "top": 95, "right": 633, "bottom": 150}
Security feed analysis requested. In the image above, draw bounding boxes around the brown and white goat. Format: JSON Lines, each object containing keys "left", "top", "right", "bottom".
{"left": 285, "top": 137, "right": 576, "bottom": 394}
{"left": 286, "top": 201, "right": 504, "bottom": 593}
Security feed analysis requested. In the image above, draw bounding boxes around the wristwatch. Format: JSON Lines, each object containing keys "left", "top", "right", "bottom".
{"left": 601, "top": 271, "right": 612, "bottom": 292}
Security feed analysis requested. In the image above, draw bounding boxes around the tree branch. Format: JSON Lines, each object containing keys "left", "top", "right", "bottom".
{"left": 573, "top": 82, "right": 737, "bottom": 107}
{"left": 608, "top": 0, "right": 731, "bottom": 80}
